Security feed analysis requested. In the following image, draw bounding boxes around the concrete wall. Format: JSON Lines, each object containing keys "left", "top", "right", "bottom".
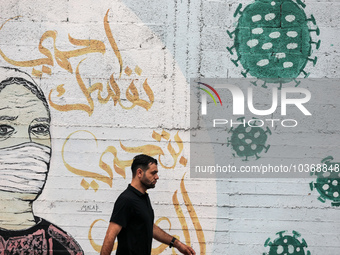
{"left": 0, "top": 0, "right": 339, "bottom": 254}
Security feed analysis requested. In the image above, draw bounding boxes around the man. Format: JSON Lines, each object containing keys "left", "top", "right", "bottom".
{"left": 0, "top": 66, "right": 83, "bottom": 254}
{"left": 100, "top": 154, "right": 196, "bottom": 255}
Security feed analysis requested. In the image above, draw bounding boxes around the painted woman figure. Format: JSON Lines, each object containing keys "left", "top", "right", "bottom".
{"left": 0, "top": 67, "right": 83, "bottom": 254}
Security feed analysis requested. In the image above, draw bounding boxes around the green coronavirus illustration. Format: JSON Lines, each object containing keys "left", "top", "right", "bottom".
{"left": 263, "top": 230, "right": 311, "bottom": 255}
{"left": 227, "top": 118, "right": 271, "bottom": 161}
{"left": 227, "top": 0, "right": 320, "bottom": 88}
{"left": 309, "top": 156, "right": 340, "bottom": 207}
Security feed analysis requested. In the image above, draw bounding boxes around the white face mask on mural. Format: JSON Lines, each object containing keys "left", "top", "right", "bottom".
{"left": 0, "top": 142, "right": 51, "bottom": 194}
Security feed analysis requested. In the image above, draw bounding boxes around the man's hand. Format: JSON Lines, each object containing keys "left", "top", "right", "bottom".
{"left": 153, "top": 224, "right": 196, "bottom": 255}
{"left": 174, "top": 239, "right": 196, "bottom": 255}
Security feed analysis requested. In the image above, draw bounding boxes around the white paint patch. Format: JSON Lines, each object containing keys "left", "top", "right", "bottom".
{"left": 275, "top": 53, "right": 286, "bottom": 59}
{"left": 257, "top": 59, "right": 269, "bottom": 67}
{"left": 269, "top": 31, "right": 281, "bottom": 39}
{"left": 285, "top": 15, "right": 296, "bottom": 22}
{"left": 247, "top": 39, "right": 259, "bottom": 48}
{"left": 252, "top": 28, "right": 263, "bottom": 34}
{"left": 287, "top": 43, "right": 298, "bottom": 49}
{"left": 262, "top": 42, "right": 273, "bottom": 50}
{"left": 287, "top": 31, "right": 298, "bottom": 38}
{"left": 283, "top": 62, "right": 293, "bottom": 68}
{"left": 252, "top": 15, "right": 262, "bottom": 22}
{"left": 265, "top": 13, "right": 276, "bottom": 21}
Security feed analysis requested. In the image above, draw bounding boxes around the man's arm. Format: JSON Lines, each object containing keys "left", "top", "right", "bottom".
{"left": 100, "top": 222, "right": 122, "bottom": 255}
{"left": 153, "top": 224, "right": 196, "bottom": 255}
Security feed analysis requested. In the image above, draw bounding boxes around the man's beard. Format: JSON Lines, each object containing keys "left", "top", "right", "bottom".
{"left": 140, "top": 175, "right": 156, "bottom": 190}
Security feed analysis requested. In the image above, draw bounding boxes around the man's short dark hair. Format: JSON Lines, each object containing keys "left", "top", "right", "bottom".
{"left": 131, "top": 154, "right": 158, "bottom": 177}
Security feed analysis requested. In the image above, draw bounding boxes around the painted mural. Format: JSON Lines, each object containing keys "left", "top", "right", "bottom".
{"left": 0, "top": 67, "right": 83, "bottom": 254}
{"left": 0, "top": 0, "right": 339, "bottom": 254}
{"left": 227, "top": 0, "right": 320, "bottom": 88}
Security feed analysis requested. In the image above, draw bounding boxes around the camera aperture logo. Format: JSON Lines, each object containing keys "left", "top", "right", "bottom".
{"left": 196, "top": 80, "right": 312, "bottom": 128}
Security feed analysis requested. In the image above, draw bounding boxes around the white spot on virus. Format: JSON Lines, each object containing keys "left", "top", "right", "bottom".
{"left": 252, "top": 15, "right": 262, "bottom": 22}
{"left": 271, "top": 1, "right": 276, "bottom": 6}
{"left": 277, "top": 245, "right": 284, "bottom": 254}
{"left": 334, "top": 192, "right": 339, "bottom": 198}
{"left": 252, "top": 28, "right": 263, "bottom": 34}
{"left": 247, "top": 39, "right": 259, "bottom": 48}
{"left": 285, "top": 15, "right": 296, "bottom": 22}
{"left": 262, "top": 42, "right": 273, "bottom": 50}
{"left": 275, "top": 53, "right": 286, "bottom": 59}
{"left": 287, "top": 31, "right": 298, "bottom": 38}
{"left": 265, "top": 13, "right": 276, "bottom": 21}
{"left": 283, "top": 62, "right": 294, "bottom": 68}
{"left": 287, "top": 43, "right": 298, "bottom": 49}
{"left": 257, "top": 59, "right": 269, "bottom": 67}
{"left": 269, "top": 31, "right": 281, "bottom": 39}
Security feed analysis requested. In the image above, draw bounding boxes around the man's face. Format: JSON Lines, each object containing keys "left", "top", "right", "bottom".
{"left": 140, "top": 163, "right": 159, "bottom": 189}
{"left": 0, "top": 84, "right": 50, "bottom": 148}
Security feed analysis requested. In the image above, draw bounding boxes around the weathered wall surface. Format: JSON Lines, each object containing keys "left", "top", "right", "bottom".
{"left": 0, "top": 0, "right": 339, "bottom": 254}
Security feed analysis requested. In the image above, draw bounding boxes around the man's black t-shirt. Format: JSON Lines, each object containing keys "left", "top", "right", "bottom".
{"left": 110, "top": 184, "right": 154, "bottom": 255}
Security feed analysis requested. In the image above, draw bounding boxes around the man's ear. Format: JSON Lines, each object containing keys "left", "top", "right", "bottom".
{"left": 137, "top": 168, "right": 143, "bottom": 178}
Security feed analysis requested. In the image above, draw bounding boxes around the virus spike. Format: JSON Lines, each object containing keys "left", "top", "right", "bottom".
{"left": 301, "top": 238, "right": 308, "bottom": 247}
{"left": 264, "top": 238, "right": 272, "bottom": 247}
{"left": 264, "top": 145, "right": 270, "bottom": 153}
{"left": 296, "top": 0, "right": 306, "bottom": 8}
{"left": 278, "top": 82, "right": 283, "bottom": 90}
{"left": 300, "top": 69, "right": 310, "bottom": 78}
{"left": 309, "top": 182, "right": 314, "bottom": 190}
{"left": 308, "top": 57, "right": 318, "bottom": 66}
{"left": 307, "top": 14, "right": 316, "bottom": 25}
{"left": 241, "top": 69, "right": 249, "bottom": 77}
{"left": 307, "top": 251, "right": 311, "bottom": 255}
{"left": 234, "top": 3, "right": 243, "bottom": 17}
{"left": 321, "top": 156, "right": 334, "bottom": 164}
{"left": 292, "top": 230, "right": 301, "bottom": 238}
{"left": 294, "top": 79, "right": 301, "bottom": 87}
{"left": 255, "top": 153, "right": 260, "bottom": 160}
{"left": 227, "top": 45, "right": 235, "bottom": 54}
{"left": 265, "top": 127, "right": 272, "bottom": 135}
{"left": 331, "top": 202, "right": 340, "bottom": 207}
{"left": 227, "top": 30, "right": 235, "bottom": 38}
{"left": 317, "top": 196, "right": 326, "bottom": 203}
{"left": 231, "top": 56, "right": 241, "bottom": 67}
{"left": 309, "top": 27, "right": 320, "bottom": 36}
{"left": 311, "top": 39, "right": 321, "bottom": 49}
{"left": 261, "top": 81, "right": 268, "bottom": 88}
{"left": 250, "top": 81, "right": 258, "bottom": 87}
{"left": 276, "top": 231, "right": 286, "bottom": 238}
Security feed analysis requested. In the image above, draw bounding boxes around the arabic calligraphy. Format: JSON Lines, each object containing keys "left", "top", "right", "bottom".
{"left": 88, "top": 176, "right": 206, "bottom": 254}
{"left": 0, "top": 10, "right": 154, "bottom": 116}
{"left": 62, "top": 130, "right": 187, "bottom": 191}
